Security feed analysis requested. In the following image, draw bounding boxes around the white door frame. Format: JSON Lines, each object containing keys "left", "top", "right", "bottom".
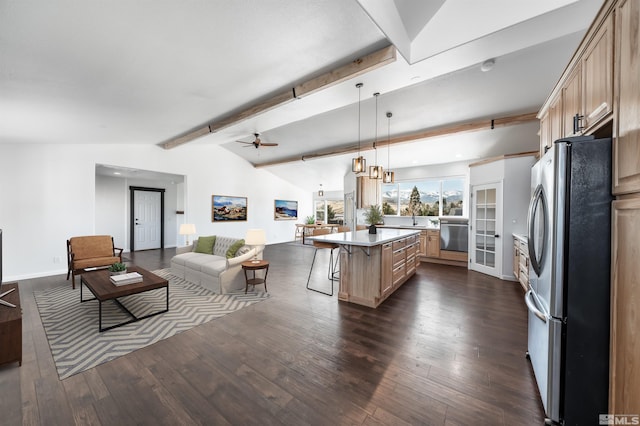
{"left": 129, "top": 186, "right": 165, "bottom": 251}
{"left": 469, "top": 181, "right": 503, "bottom": 278}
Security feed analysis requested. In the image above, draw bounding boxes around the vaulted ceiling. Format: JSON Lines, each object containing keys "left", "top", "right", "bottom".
{"left": 0, "top": 0, "right": 604, "bottom": 190}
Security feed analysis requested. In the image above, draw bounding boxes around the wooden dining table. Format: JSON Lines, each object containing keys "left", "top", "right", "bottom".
{"left": 295, "top": 224, "right": 340, "bottom": 244}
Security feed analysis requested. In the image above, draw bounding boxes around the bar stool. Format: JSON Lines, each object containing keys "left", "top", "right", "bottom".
{"left": 306, "top": 228, "right": 339, "bottom": 296}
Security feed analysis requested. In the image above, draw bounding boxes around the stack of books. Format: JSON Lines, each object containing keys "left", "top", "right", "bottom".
{"left": 110, "top": 272, "right": 143, "bottom": 286}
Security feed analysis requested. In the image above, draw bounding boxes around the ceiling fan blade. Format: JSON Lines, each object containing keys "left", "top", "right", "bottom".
{"left": 260, "top": 143, "right": 279, "bottom": 147}
{"left": 235, "top": 140, "right": 254, "bottom": 145}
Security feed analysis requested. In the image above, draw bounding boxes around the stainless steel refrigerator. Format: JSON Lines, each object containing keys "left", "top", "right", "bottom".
{"left": 525, "top": 135, "right": 612, "bottom": 425}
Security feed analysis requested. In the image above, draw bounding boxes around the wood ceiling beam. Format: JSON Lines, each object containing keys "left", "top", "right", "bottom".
{"left": 253, "top": 112, "right": 538, "bottom": 168}
{"left": 160, "top": 45, "right": 397, "bottom": 150}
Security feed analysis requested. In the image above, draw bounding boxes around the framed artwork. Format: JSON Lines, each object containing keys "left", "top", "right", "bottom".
{"left": 274, "top": 199, "right": 298, "bottom": 220}
{"left": 212, "top": 195, "right": 247, "bottom": 222}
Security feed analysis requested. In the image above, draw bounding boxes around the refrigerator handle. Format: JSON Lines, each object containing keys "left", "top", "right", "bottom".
{"left": 525, "top": 290, "right": 548, "bottom": 323}
{"left": 527, "top": 185, "right": 545, "bottom": 276}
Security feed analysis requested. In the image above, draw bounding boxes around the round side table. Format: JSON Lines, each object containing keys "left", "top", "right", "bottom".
{"left": 241, "top": 260, "right": 269, "bottom": 293}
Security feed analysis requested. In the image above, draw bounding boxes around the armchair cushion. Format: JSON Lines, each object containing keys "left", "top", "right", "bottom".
{"left": 69, "top": 235, "right": 115, "bottom": 259}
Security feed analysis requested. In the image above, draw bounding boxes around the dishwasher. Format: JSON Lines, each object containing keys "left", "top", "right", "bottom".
{"left": 439, "top": 218, "right": 469, "bottom": 252}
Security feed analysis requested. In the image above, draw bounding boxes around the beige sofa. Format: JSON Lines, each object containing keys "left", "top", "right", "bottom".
{"left": 170, "top": 236, "right": 263, "bottom": 294}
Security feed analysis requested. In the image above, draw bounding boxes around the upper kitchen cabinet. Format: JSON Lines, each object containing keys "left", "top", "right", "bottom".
{"left": 538, "top": 5, "right": 615, "bottom": 152}
{"left": 613, "top": 0, "right": 640, "bottom": 194}
{"left": 563, "top": 12, "right": 613, "bottom": 137}
{"left": 582, "top": 13, "right": 614, "bottom": 131}
{"left": 356, "top": 176, "right": 380, "bottom": 208}
{"left": 540, "top": 94, "right": 563, "bottom": 156}
{"left": 562, "top": 65, "right": 582, "bottom": 137}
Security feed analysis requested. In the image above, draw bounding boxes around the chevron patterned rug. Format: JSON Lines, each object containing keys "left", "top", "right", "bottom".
{"left": 34, "top": 269, "right": 269, "bottom": 380}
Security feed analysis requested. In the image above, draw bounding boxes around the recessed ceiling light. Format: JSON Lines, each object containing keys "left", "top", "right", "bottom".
{"left": 113, "top": 172, "right": 121, "bottom": 175}
{"left": 410, "top": 75, "right": 421, "bottom": 81}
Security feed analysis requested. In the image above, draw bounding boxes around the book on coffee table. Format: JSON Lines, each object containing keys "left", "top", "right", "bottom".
{"left": 110, "top": 272, "right": 143, "bottom": 286}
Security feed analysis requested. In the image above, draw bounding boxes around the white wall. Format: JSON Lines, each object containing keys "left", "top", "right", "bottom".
{"left": 0, "top": 143, "right": 309, "bottom": 281}
{"left": 95, "top": 175, "right": 181, "bottom": 250}
{"left": 469, "top": 154, "right": 536, "bottom": 280}
{"left": 95, "top": 175, "right": 127, "bottom": 248}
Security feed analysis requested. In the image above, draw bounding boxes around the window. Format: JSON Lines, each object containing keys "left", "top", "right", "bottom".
{"left": 382, "top": 177, "right": 465, "bottom": 217}
{"left": 315, "top": 200, "right": 325, "bottom": 222}
{"left": 315, "top": 199, "right": 345, "bottom": 224}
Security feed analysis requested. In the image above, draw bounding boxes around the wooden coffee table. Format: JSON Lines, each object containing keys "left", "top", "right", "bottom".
{"left": 80, "top": 265, "right": 169, "bottom": 332}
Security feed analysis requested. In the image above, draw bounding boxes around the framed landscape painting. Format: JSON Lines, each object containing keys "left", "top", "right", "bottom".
{"left": 212, "top": 195, "right": 247, "bottom": 222}
{"left": 274, "top": 199, "right": 298, "bottom": 220}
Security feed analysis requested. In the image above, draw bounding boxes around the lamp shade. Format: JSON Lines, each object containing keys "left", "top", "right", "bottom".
{"left": 245, "top": 229, "right": 266, "bottom": 246}
{"left": 179, "top": 224, "right": 196, "bottom": 235}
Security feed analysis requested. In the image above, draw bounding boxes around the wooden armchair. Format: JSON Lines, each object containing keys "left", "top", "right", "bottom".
{"left": 67, "top": 235, "right": 123, "bottom": 289}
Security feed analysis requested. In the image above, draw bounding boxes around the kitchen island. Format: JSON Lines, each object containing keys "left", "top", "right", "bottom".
{"left": 308, "top": 228, "right": 420, "bottom": 308}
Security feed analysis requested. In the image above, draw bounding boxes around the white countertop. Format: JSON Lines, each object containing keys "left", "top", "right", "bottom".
{"left": 307, "top": 228, "right": 421, "bottom": 247}
{"left": 513, "top": 233, "right": 528, "bottom": 242}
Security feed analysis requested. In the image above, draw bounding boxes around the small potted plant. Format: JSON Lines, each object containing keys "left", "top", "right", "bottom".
{"left": 108, "top": 262, "right": 127, "bottom": 275}
{"left": 363, "top": 204, "right": 384, "bottom": 234}
{"left": 305, "top": 215, "right": 315, "bottom": 225}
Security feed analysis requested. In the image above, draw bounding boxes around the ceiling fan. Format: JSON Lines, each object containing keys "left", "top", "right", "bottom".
{"left": 235, "top": 133, "right": 279, "bottom": 149}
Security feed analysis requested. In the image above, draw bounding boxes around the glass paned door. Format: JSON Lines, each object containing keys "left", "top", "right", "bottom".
{"left": 470, "top": 182, "right": 502, "bottom": 277}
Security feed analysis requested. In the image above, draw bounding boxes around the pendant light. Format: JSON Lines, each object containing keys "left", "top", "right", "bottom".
{"left": 351, "top": 83, "right": 366, "bottom": 173}
{"left": 369, "top": 92, "right": 383, "bottom": 179}
{"left": 318, "top": 184, "right": 324, "bottom": 197}
{"left": 383, "top": 112, "right": 395, "bottom": 183}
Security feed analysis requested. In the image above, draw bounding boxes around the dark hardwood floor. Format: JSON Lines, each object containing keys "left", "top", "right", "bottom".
{"left": 0, "top": 243, "right": 545, "bottom": 425}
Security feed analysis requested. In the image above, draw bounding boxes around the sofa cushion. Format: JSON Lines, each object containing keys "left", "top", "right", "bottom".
{"left": 200, "top": 258, "right": 229, "bottom": 277}
{"left": 226, "top": 239, "right": 245, "bottom": 258}
{"left": 213, "top": 236, "right": 240, "bottom": 257}
{"left": 172, "top": 252, "right": 211, "bottom": 267}
{"left": 183, "top": 253, "right": 224, "bottom": 271}
{"left": 195, "top": 236, "right": 216, "bottom": 254}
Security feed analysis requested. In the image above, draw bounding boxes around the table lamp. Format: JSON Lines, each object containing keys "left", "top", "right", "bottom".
{"left": 179, "top": 223, "right": 196, "bottom": 245}
{"left": 244, "top": 228, "right": 266, "bottom": 263}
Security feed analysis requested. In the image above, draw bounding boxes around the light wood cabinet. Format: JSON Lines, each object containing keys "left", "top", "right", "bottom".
{"left": 582, "top": 13, "right": 614, "bottom": 131}
{"left": 381, "top": 242, "right": 393, "bottom": 298}
{"left": 513, "top": 239, "right": 520, "bottom": 279}
{"left": 356, "top": 176, "right": 379, "bottom": 208}
{"left": 549, "top": 94, "right": 563, "bottom": 149}
{"left": 419, "top": 230, "right": 427, "bottom": 257}
{"left": 538, "top": 4, "right": 615, "bottom": 153}
{"left": 426, "top": 230, "right": 440, "bottom": 258}
{"left": 338, "top": 233, "right": 418, "bottom": 308}
{"left": 613, "top": 0, "right": 640, "bottom": 194}
{"left": 513, "top": 236, "right": 530, "bottom": 292}
{"left": 539, "top": 94, "right": 563, "bottom": 156}
{"left": 562, "top": 65, "right": 582, "bottom": 137}
{"left": 517, "top": 240, "right": 529, "bottom": 292}
{"left": 609, "top": 195, "right": 640, "bottom": 414}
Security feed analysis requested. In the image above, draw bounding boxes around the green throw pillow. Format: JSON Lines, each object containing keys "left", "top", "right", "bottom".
{"left": 226, "top": 239, "right": 245, "bottom": 258}
{"left": 195, "top": 236, "right": 216, "bottom": 254}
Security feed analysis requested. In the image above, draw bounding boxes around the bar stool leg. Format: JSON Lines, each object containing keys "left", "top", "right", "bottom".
{"left": 306, "top": 247, "right": 334, "bottom": 296}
